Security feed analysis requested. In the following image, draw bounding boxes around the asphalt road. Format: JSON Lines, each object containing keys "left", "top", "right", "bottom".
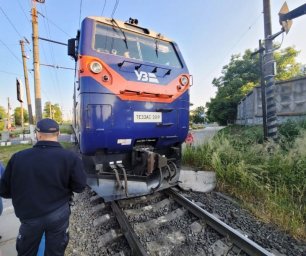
{"left": 189, "top": 126, "right": 225, "bottom": 146}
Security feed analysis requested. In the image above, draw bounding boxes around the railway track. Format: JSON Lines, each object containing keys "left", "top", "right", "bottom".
{"left": 81, "top": 187, "right": 274, "bottom": 256}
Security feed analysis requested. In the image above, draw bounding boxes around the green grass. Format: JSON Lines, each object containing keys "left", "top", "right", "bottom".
{"left": 60, "top": 124, "right": 73, "bottom": 134}
{"left": 183, "top": 122, "right": 306, "bottom": 240}
{"left": 0, "top": 144, "right": 32, "bottom": 165}
{"left": 0, "top": 142, "right": 75, "bottom": 165}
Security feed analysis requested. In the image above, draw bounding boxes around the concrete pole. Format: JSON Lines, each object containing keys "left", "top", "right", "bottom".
{"left": 259, "top": 40, "right": 268, "bottom": 140}
{"left": 20, "top": 40, "right": 34, "bottom": 124}
{"left": 7, "top": 97, "right": 11, "bottom": 130}
{"left": 32, "top": 5, "right": 42, "bottom": 122}
{"left": 263, "top": 0, "right": 278, "bottom": 139}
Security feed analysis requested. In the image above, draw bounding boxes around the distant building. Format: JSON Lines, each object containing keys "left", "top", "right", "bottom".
{"left": 236, "top": 76, "right": 306, "bottom": 125}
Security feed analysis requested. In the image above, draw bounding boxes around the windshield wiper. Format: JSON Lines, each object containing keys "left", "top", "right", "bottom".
{"left": 155, "top": 33, "right": 162, "bottom": 57}
{"left": 111, "top": 19, "right": 128, "bottom": 50}
{"left": 155, "top": 39, "right": 159, "bottom": 57}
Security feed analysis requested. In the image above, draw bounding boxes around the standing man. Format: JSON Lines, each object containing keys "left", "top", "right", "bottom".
{"left": 0, "top": 118, "right": 87, "bottom": 256}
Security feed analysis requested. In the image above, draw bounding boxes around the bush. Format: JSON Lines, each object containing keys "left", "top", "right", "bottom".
{"left": 279, "top": 119, "right": 300, "bottom": 140}
{"left": 183, "top": 123, "right": 306, "bottom": 239}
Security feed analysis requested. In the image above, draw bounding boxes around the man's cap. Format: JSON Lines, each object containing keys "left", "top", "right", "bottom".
{"left": 35, "top": 118, "right": 59, "bottom": 133}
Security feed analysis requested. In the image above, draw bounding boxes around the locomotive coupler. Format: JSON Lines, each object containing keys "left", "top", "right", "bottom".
{"left": 116, "top": 161, "right": 128, "bottom": 197}
{"left": 109, "top": 162, "right": 123, "bottom": 189}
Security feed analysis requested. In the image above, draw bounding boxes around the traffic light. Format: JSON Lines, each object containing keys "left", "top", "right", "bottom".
{"left": 16, "top": 78, "right": 23, "bottom": 103}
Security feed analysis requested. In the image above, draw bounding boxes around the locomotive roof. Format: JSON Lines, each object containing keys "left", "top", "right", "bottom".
{"left": 87, "top": 16, "right": 173, "bottom": 42}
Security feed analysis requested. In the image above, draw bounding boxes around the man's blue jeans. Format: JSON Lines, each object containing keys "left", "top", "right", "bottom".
{"left": 16, "top": 203, "right": 70, "bottom": 256}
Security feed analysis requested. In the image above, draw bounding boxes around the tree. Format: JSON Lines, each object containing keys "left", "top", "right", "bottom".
{"left": 206, "top": 46, "right": 303, "bottom": 125}
{"left": 274, "top": 46, "right": 302, "bottom": 80}
{"left": 14, "top": 107, "right": 29, "bottom": 126}
{"left": 0, "top": 106, "right": 7, "bottom": 131}
{"left": 43, "top": 102, "right": 63, "bottom": 123}
{"left": 190, "top": 106, "right": 205, "bottom": 124}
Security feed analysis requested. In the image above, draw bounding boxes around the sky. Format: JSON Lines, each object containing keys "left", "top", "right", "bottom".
{"left": 0, "top": 0, "right": 306, "bottom": 120}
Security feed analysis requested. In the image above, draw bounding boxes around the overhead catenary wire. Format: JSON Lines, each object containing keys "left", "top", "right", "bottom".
{"left": 202, "top": 12, "right": 263, "bottom": 83}
{"left": 17, "top": 0, "right": 31, "bottom": 23}
{"left": 101, "top": 0, "right": 107, "bottom": 16}
{"left": 0, "top": 6, "right": 24, "bottom": 39}
{"left": 111, "top": 0, "right": 120, "bottom": 19}
{"left": 41, "top": 15, "right": 71, "bottom": 37}
{"left": 41, "top": 4, "right": 64, "bottom": 107}
{"left": 0, "top": 70, "right": 23, "bottom": 76}
{"left": 0, "top": 4, "right": 31, "bottom": 53}
{"left": 40, "top": 63, "right": 75, "bottom": 70}
{"left": 0, "top": 38, "right": 22, "bottom": 64}
{"left": 79, "top": 0, "right": 83, "bottom": 29}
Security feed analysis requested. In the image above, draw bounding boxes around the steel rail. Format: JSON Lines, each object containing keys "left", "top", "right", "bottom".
{"left": 166, "top": 188, "right": 274, "bottom": 256}
{"left": 111, "top": 201, "right": 149, "bottom": 256}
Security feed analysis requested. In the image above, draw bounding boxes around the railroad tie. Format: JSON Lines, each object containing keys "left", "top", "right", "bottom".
{"left": 97, "top": 229, "right": 123, "bottom": 247}
{"left": 134, "top": 208, "right": 186, "bottom": 233}
{"left": 93, "top": 214, "right": 111, "bottom": 227}
{"left": 124, "top": 198, "right": 171, "bottom": 217}
{"left": 92, "top": 203, "right": 106, "bottom": 214}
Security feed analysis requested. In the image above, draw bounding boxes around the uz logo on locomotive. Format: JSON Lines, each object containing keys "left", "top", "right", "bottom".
{"left": 134, "top": 70, "right": 159, "bottom": 83}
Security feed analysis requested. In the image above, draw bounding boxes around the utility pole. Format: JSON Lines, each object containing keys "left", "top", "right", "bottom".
{"left": 21, "top": 102, "right": 24, "bottom": 128}
{"left": 20, "top": 40, "right": 34, "bottom": 124}
{"left": 32, "top": 1, "right": 42, "bottom": 121}
{"left": 263, "top": 0, "right": 278, "bottom": 140}
{"left": 259, "top": 40, "right": 268, "bottom": 140}
{"left": 7, "top": 97, "right": 11, "bottom": 130}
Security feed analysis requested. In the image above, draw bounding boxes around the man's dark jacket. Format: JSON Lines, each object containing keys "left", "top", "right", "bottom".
{"left": 0, "top": 141, "right": 87, "bottom": 220}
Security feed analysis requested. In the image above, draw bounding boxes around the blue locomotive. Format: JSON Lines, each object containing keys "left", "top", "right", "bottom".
{"left": 68, "top": 17, "right": 191, "bottom": 201}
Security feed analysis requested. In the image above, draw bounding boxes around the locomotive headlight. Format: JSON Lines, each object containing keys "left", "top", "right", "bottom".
{"left": 90, "top": 61, "right": 103, "bottom": 74}
{"left": 180, "top": 75, "right": 189, "bottom": 86}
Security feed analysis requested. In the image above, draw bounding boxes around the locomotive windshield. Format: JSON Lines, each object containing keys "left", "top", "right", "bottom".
{"left": 93, "top": 23, "right": 182, "bottom": 68}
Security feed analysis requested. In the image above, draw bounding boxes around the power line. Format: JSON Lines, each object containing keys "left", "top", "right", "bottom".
{"left": 0, "top": 38, "right": 22, "bottom": 64}
{"left": 111, "top": 0, "right": 120, "bottom": 19}
{"left": 0, "top": 5, "right": 31, "bottom": 52}
{"left": 101, "top": 0, "right": 107, "bottom": 16}
{"left": 41, "top": 4, "right": 64, "bottom": 106}
{"left": 41, "top": 15, "right": 71, "bottom": 37}
{"left": 40, "top": 63, "right": 75, "bottom": 70}
{"left": 17, "top": 0, "right": 31, "bottom": 23}
{"left": 0, "top": 6, "right": 24, "bottom": 38}
{"left": 79, "top": 0, "right": 83, "bottom": 29}
{"left": 0, "top": 70, "right": 23, "bottom": 76}
{"left": 203, "top": 12, "right": 262, "bottom": 83}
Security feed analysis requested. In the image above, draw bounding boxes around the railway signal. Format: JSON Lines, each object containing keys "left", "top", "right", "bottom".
{"left": 261, "top": 1, "right": 306, "bottom": 140}
{"left": 16, "top": 79, "right": 25, "bottom": 128}
{"left": 279, "top": 2, "right": 306, "bottom": 34}
{"left": 16, "top": 79, "right": 23, "bottom": 103}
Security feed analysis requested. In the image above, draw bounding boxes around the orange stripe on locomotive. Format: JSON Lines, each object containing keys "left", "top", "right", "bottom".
{"left": 78, "top": 55, "right": 191, "bottom": 103}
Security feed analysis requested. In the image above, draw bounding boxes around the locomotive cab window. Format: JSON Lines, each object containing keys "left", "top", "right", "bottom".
{"left": 93, "top": 23, "right": 182, "bottom": 68}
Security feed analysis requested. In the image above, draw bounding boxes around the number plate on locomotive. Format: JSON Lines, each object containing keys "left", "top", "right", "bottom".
{"left": 134, "top": 112, "right": 162, "bottom": 123}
